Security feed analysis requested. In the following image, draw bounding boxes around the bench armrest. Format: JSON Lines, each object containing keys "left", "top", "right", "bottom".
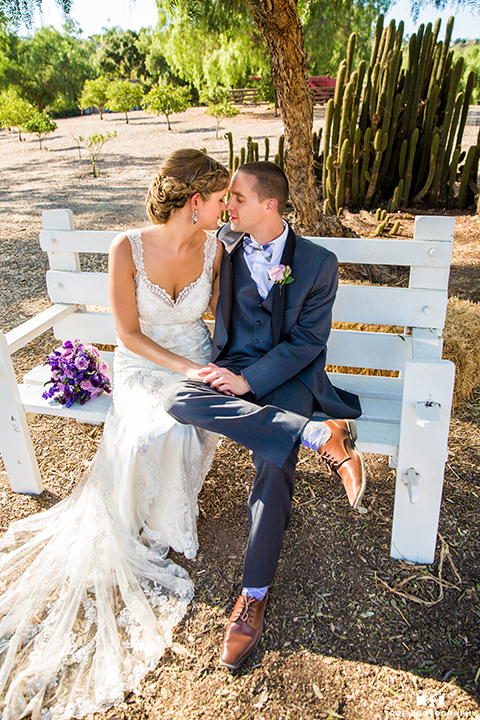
{"left": 4, "top": 304, "right": 77, "bottom": 354}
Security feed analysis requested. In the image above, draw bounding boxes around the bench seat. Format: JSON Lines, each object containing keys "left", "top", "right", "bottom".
{"left": 0, "top": 209, "right": 456, "bottom": 565}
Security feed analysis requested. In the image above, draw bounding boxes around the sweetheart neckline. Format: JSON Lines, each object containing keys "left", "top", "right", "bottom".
{"left": 132, "top": 229, "right": 211, "bottom": 307}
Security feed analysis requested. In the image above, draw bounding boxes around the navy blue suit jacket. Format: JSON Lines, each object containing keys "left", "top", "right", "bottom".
{"left": 214, "top": 222, "right": 361, "bottom": 420}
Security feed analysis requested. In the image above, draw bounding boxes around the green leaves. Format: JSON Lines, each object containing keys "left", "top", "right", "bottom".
{"left": 145, "top": 82, "right": 190, "bottom": 129}
{"left": 79, "top": 77, "right": 110, "bottom": 119}
{"left": 106, "top": 80, "right": 144, "bottom": 124}
{"left": 24, "top": 108, "right": 57, "bottom": 148}
{"left": 77, "top": 131, "right": 116, "bottom": 177}
{"left": 0, "top": 89, "right": 35, "bottom": 139}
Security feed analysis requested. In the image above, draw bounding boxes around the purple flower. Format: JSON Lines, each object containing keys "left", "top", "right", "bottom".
{"left": 268, "top": 264, "right": 294, "bottom": 286}
{"left": 75, "top": 354, "right": 89, "bottom": 370}
{"left": 43, "top": 339, "right": 110, "bottom": 407}
{"left": 85, "top": 344, "right": 100, "bottom": 358}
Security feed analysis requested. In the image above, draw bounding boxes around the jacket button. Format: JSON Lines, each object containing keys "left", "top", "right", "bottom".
{"left": 253, "top": 339, "right": 259, "bottom": 344}
{"left": 255, "top": 320, "right": 261, "bottom": 325}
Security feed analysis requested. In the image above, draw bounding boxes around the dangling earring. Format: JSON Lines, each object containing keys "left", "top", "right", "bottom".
{"left": 192, "top": 209, "right": 198, "bottom": 225}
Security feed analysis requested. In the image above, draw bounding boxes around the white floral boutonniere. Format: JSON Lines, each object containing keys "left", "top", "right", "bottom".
{"left": 268, "top": 264, "right": 295, "bottom": 291}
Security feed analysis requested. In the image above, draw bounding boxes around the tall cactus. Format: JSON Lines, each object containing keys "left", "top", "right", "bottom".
{"left": 319, "top": 13, "right": 480, "bottom": 212}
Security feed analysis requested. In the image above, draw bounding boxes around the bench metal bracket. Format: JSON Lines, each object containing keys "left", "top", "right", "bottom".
{"left": 415, "top": 400, "right": 440, "bottom": 427}
{"left": 403, "top": 467, "right": 420, "bottom": 504}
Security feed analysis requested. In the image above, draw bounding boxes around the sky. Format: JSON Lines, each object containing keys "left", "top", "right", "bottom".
{"left": 21, "top": 0, "right": 479, "bottom": 39}
{"left": 20, "top": 0, "right": 160, "bottom": 36}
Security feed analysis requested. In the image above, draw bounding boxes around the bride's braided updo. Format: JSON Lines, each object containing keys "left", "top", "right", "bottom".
{"left": 146, "top": 149, "right": 230, "bottom": 225}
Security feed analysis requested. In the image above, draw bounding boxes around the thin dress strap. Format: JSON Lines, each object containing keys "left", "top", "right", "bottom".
{"left": 125, "top": 229, "right": 144, "bottom": 273}
{"left": 203, "top": 232, "right": 218, "bottom": 282}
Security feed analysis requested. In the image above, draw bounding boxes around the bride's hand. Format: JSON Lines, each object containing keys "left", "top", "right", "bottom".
{"left": 198, "top": 363, "right": 251, "bottom": 396}
{"left": 184, "top": 365, "right": 206, "bottom": 381}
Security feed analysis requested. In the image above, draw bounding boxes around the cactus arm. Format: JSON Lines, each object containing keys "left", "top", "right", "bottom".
{"left": 412, "top": 131, "right": 440, "bottom": 203}
{"left": 401, "top": 127, "right": 420, "bottom": 205}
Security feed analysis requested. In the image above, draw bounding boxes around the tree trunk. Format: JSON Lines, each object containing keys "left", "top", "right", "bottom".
{"left": 244, "top": 0, "right": 344, "bottom": 237}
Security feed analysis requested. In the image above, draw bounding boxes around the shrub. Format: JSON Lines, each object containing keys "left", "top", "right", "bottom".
{"left": 80, "top": 77, "right": 110, "bottom": 119}
{"left": 145, "top": 82, "right": 190, "bottom": 130}
{"left": 106, "top": 80, "right": 144, "bottom": 123}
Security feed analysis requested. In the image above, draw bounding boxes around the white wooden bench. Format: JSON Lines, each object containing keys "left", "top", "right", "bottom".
{"left": 0, "top": 210, "right": 455, "bottom": 565}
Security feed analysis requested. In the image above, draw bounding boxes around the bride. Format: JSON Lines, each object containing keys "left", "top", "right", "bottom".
{"left": 0, "top": 149, "right": 229, "bottom": 720}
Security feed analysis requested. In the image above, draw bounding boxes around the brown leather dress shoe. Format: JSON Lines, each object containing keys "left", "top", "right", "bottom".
{"left": 318, "top": 419, "right": 366, "bottom": 509}
{"left": 219, "top": 592, "right": 268, "bottom": 670}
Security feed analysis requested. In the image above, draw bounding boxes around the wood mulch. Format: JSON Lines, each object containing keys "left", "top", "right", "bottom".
{"left": 0, "top": 106, "right": 479, "bottom": 719}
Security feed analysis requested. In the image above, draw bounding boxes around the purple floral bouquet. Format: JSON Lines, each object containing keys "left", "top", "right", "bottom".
{"left": 42, "top": 339, "right": 111, "bottom": 408}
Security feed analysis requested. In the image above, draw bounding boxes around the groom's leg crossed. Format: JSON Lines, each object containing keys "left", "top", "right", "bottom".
{"left": 164, "top": 379, "right": 308, "bottom": 468}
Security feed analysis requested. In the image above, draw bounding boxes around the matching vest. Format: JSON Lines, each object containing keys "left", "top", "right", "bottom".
{"left": 220, "top": 250, "right": 275, "bottom": 371}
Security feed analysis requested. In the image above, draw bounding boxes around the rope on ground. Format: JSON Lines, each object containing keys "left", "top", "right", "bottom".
{"left": 379, "top": 535, "right": 462, "bottom": 606}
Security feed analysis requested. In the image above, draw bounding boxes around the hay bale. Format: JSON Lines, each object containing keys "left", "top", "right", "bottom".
{"left": 443, "top": 296, "right": 480, "bottom": 408}
{"left": 328, "top": 299, "right": 480, "bottom": 409}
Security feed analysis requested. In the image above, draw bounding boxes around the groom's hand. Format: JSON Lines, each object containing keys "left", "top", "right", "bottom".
{"left": 198, "top": 363, "right": 252, "bottom": 396}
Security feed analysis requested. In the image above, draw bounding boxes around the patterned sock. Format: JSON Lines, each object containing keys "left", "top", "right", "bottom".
{"left": 300, "top": 421, "right": 331, "bottom": 452}
{"left": 242, "top": 586, "right": 269, "bottom": 601}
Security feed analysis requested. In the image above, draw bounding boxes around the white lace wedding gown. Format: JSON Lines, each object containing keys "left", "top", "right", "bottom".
{"left": 0, "top": 231, "right": 219, "bottom": 720}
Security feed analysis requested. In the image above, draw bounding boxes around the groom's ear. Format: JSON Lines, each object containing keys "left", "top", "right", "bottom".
{"left": 264, "top": 197, "right": 278, "bottom": 214}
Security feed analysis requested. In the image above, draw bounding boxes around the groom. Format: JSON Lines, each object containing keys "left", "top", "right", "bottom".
{"left": 164, "top": 161, "right": 364, "bottom": 670}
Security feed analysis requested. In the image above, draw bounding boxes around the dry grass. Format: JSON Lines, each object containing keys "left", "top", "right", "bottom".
{"left": 443, "top": 296, "right": 480, "bottom": 407}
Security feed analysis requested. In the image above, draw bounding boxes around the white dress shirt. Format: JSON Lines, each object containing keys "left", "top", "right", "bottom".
{"left": 243, "top": 220, "right": 289, "bottom": 299}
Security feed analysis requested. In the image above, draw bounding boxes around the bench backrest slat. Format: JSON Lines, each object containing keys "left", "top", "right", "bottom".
{"left": 54, "top": 311, "right": 117, "bottom": 346}
{"left": 40, "top": 230, "right": 119, "bottom": 254}
{"left": 52, "top": 314, "right": 424, "bottom": 372}
{"left": 46, "top": 270, "right": 448, "bottom": 330}
{"left": 306, "top": 237, "right": 452, "bottom": 270}
{"left": 41, "top": 231, "right": 453, "bottom": 273}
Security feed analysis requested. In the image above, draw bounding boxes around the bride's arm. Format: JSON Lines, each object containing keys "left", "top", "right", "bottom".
{"left": 208, "top": 239, "right": 225, "bottom": 317}
{"left": 108, "top": 233, "right": 204, "bottom": 379}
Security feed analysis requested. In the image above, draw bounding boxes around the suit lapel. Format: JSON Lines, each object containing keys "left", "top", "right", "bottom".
{"left": 215, "top": 238, "right": 243, "bottom": 348}
{"left": 271, "top": 225, "right": 296, "bottom": 346}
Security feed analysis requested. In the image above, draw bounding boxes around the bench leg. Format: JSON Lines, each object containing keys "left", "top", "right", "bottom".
{"left": 390, "top": 359, "right": 455, "bottom": 564}
{"left": 0, "top": 335, "right": 43, "bottom": 493}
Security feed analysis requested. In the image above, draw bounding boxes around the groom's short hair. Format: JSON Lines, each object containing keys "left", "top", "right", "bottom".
{"left": 238, "top": 162, "right": 289, "bottom": 215}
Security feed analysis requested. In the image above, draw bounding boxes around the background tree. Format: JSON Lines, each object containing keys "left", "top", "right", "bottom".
{"left": 0, "top": 0, "right": 71, "bottom": 26}
{"left": 410, "top": 0, "right": 480, "bottom": 19}
{"left": 302, "top": 0, "right": 391, "bottom": 76}
{"left": 140, "top": 18, "right": 180, "bottom": 84}
{"left": 96, "top": 27, "right": 148, "bottom": 81}
{"left": 201, "top": 86, "right": 240, "bottom": 139}
{"left": 78, "top": 130, "right": 116, "bottom": 177}
{"left": 106, "top": 79, "right": 144, "bottom": 123}
{"left": 0, "top": 21, "right": 94, "bottom": 115}
{"left": 0, "top": 89, "right": 35, "bottom": 139}
{"left": 157, "top": 1, "right": 270, "bottom": 95}
{"left": 453, "top": 39, "right": 480, "bottom": 103}
{"left": 24, "top": 108, "right": 57, "bottom": 148}
{"left": 79, "top": 76, "right": 110, "bottom": 119}
{"left": 160, "top": 0, "right": 335, "bottom": 233}
{"left": 159, "top": 0, "right": 479, "bottom": 233}
{"left": 145, "top": 81, "right": 190, "bottom": 129}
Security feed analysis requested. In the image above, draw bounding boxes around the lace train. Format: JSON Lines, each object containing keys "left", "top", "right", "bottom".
{"left": 0, "top": 230, "right": 219, "bottom": 719}
{"left": 0, "top": 458, "right": 192, "bottom": 720}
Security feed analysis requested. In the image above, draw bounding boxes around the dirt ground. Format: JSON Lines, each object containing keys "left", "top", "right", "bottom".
{"left": 0, "top": 105, "right": 479, "bottom": 720}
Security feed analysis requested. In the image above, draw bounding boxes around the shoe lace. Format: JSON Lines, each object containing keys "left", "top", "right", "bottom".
{"left": 232, "top": 595, "right": 257, "bottom": 623}
{"left": 319, "top": 448, "right": 348, "bottom": 473}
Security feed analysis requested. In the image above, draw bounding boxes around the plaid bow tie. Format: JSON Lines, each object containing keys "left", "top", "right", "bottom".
{"left": 243, "top": 236, "right": 274, "bottom": 262}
